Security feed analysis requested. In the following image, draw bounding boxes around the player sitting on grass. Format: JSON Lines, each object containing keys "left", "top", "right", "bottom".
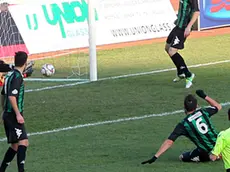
{"left": 0, "top": 59, "right": 34, "bottom": 86}
{"left": 209, "top": 109, "right": 230, "bottom": 172}
{"left": 141, "top": 90, "right": 222, "bottom": 164}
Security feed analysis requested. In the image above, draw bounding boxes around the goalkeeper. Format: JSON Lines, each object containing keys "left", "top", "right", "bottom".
{"left": 209, "top": 109, "right": 230, "bottom": 172}
{"left": 0, "top": 58, "right": 34, "bottom": 86}
{"left": 141, "top": 90, "right": 222, "bottom": 164}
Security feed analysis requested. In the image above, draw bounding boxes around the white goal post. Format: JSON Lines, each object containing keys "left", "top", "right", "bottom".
{"left": 88, "top": 0, "right": 98, "bottom": 82}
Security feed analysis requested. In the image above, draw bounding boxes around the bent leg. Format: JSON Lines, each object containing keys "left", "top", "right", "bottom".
{"left": 179, "top": 148, "right": 210, "bottom": 162}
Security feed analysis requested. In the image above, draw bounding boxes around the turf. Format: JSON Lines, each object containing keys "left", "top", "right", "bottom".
{"left": 26, "top": 34, "right": 230, "bottom": 89}
{"left": 0, "top": 34, "right": 230, "bottom": 172}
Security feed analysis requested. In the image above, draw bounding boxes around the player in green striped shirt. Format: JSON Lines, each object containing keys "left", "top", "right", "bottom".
{"left": 0, "top": 52, "right": 29, "bottom": 172}
{"left": 209, "top": 110, "right": 230, "bottom": 172}
{"left": 165, "top": 0, "right": 200, "bottom": 88}
{"left": 141, "top": 90, "right": 222, "bottom": 164}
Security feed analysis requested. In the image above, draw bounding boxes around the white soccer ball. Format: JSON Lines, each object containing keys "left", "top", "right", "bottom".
{"left": 41, "top": 64, "right": 55, "bottom": 77}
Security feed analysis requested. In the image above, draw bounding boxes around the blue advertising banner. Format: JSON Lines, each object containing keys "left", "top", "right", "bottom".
{"left": 200, "top": 0, "right": 230, "bottom": 30}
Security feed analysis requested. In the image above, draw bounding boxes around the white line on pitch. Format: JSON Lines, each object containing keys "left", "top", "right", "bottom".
{"left": 25, "top": 59, "right": 230, "bottom": 93}
{"left": 0, "top": 101, "right": 229, "bottom": 142}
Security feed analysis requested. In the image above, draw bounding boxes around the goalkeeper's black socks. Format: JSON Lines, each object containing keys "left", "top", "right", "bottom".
{"left": 17, "top": 145, "right": 27, "bottom": 172}
{"left": 0, "top": 147, "right": 17, "bottom": 172}
{"left": 170, "top": 53, "right": 191, "bottom": 78}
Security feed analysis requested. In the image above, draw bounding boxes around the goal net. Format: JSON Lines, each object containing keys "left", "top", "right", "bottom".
{"left": 0, "top": 2, "right": 26, "bottom": 59}
{"left": 0, "top": 1, "right": 90, "bottom": 83}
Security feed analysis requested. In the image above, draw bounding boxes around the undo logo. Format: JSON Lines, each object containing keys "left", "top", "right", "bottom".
{"left": 26, "top": 0, "right": 99, "bottom": 38}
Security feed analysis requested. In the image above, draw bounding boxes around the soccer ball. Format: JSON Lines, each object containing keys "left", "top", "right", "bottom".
{"left": 41, "top": 64, "right": 55, "bottom": 77}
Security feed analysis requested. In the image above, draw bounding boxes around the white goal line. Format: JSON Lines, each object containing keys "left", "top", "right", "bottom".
{"left": 0, "top": 102, "right": 229, "bottom": 142}
{"left": 25, "top": 59, "right": 230, "bottom": 93}
{"left": 24, "top": 78, "right": 88, "bottom": 82}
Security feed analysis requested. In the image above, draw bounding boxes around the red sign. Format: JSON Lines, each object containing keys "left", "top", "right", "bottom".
{"left": 211, "top": 0, "right": 230, "bottom": 12}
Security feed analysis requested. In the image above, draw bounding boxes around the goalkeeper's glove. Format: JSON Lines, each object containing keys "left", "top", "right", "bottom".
{"left": 23, "top": 61, "right": 35, "bottom": 78}
{"left": 141, "top": 155, "right": 157, "bottom": 165}
{"left": 196, "top": 90, "right": 207, "bottom": 99}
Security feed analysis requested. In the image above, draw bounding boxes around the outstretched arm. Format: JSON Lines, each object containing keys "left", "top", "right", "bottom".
{"left": 155, "top": 139, "right": 174, "bottom": 157}
{"left": 141, "top": 123, "right": 186, "bottom": 165}
{"left": 141, "top": 139, "right": 174, "bottom": 164}
{"left": 196, "top": 90, "right": 222, "bottom": 111}
{"left": 205, "top": 96, "right": 222, "bottom": 111}
{"left": 0, "top": 60, "right": 34, "bottom": 77}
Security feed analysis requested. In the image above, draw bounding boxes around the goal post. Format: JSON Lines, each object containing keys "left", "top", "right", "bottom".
{"left": 88, "top": 0, "right": 98, "bottom": 82}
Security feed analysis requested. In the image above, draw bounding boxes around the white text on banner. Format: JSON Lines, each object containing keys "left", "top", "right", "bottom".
{"left": 9, "top": 0, "right": 177, "bottom": 54}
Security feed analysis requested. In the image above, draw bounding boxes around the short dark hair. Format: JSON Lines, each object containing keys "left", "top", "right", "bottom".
{"left": 184, "top": 94, "right": 197, "bottom": 112}
{"left": 14, "top": 51, "right": 28, "bottom": 67}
